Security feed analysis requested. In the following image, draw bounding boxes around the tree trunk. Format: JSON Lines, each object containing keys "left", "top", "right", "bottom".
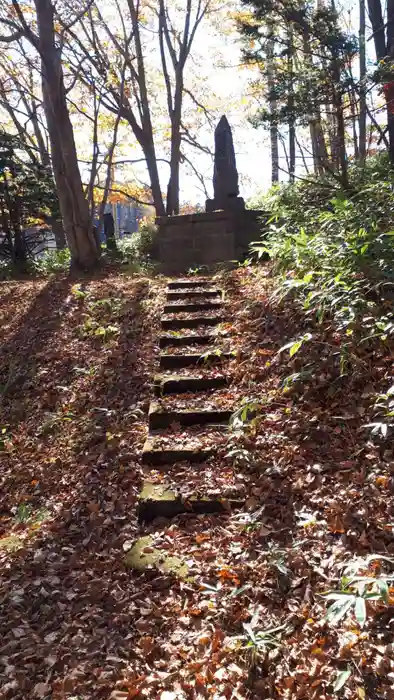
{"left": 366, "top": 0, "right": 394, "bottom": 160}
{"left": 144, "top": 138, "right": 165, "bottom": 216}
{"left": 302, "top": 30, "right": 327, "bottom": 174}
{"left": 330, "top": 67, "right": 348, "bottom": 184}
{"left": 267, "top": 26, "right": 279, "bottom": 183}
{"left": 127, "top": 0, "right": 165, "bottom": 216}
{"left": 288, "top": 28, "right": 295, "bottom": 182}
{"left": 167, "top": 78, "right": 183, "bottom": 215}
{"left": 334, "top": 91, "right": 348, "bottom": 186}
{"left": 50, "top": 218, "right": 67, "bottom": 250}
{"left": 349, "top": 87, "right": 360, "bottom": 159}
{"left": 359, "top": 0, "right": 367, "bottom": 160}
{"left": 367, "top": 0, "right": 386, "bottom": 60}
{"left": 34, "top": 0, "right": 99, "bottom": 269}
{"left": 4, "top": 170, "right": 27, "bottom": 271}
{"left": 387, "top": 0, "right": 394, "bottom": 160}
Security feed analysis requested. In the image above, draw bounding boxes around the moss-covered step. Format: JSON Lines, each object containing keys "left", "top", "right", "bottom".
{"left": 142, "top": 438, "right": 213, "bottom": 465}
{"left": 148, "top": 402, "right": 232, "bottom": 430}
{"left": 159, "top": 333, "right": 217, "bottom": 348}
{"left": 166, "top": 289, "right": 221, "bottom": 300}
{"left": 160, "top": 350, "right": 233, "bottom": 369}
{"left": 163, "top": 301, "right": 223, "bottom": 314}
{"left": 167, "top": 279, "right": 210, "bottom": 289}
{"left": 153, "top": 374, "right": 228, "bottom": 395}
{"left": 124, "top": 534, "right": 188, "bottom": 577}
{"left": 137, "top": 482, "right": 243, "bottom": 523}
{"left": 161, "top": 316, "right": 222, "bottom": 330}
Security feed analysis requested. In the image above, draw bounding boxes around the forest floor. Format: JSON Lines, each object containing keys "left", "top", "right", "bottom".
{"left": 0, "top": 266, "right": 393, "bottom": 700}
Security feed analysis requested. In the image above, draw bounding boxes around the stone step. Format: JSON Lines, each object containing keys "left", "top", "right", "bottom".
{"left": 137, "top": 482, "right": 243, "bottom": 523}
{"left": 153, "top": 374, "right": 228, "bottom": 395}
{"left": 148, "top": 402, "right": 233, "bottom": 430}
{"left": 159, "top": 334, "right": 216, "bottom": 348}
{"left": 166, "top": 289, "right": 221, "bottom": 300}
{"left": 161, "top": 316, "right": 222, "bottom": 330}
{"left": 160, "top": 350, "right": 233, "bottom": 369}
{"left": 163, "top": 301, "right": 223, "bottom": 314}
{"left": 142, "top": 439, "right": 213, "bottom": 465}
{"left": 124, "top": 534, "right": 188, "bottom": 577}
{"left": 167, "top": 279, "right": 211, "bottom": 289}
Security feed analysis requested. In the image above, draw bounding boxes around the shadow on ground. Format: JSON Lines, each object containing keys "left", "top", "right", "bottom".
{"left": 0, "top": 271, "right": 180, "bottom": 699}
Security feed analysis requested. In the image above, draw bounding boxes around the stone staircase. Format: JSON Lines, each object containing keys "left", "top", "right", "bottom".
{"left": 138, "top": 276, "right": 241, "bottom": 524}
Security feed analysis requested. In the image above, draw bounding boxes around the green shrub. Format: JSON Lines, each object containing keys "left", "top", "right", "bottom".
{"left": 252, "top": 154, "right": 394, "bottom": 344}
{"left": 118, "top": 219, "right": 158, "bottom": 263}
{"left": 33, "top": 248, "right": 71, "bottom": 275}
{"left": 0, "top": 259, "right": 13, "bottom": 280}
{"left": 117, "top": 219, "right": 159, "bottom": 275}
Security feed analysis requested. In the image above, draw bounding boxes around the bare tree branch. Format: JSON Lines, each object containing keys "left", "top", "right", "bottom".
{"left": 85, "top": 183, "right": 154, "bottom": 207}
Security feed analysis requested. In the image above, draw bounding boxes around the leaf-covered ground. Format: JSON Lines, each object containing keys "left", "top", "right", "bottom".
{"left": 0, "top": 267, "right": 393, "bottom": 699}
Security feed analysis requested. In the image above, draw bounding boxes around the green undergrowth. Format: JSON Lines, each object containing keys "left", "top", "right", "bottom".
{"left": 252, "top": 153, "right": 394, "bottom": 436}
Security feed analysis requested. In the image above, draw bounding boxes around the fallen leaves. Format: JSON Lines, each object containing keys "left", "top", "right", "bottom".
{"left": 1, "top": 267, "right": 394, "bottom": 700}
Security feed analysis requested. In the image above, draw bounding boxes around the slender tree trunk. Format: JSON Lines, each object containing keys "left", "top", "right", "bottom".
{"left": 144, "top": 139, "right": 165, "bottom": 216}
{"left": 48, "top": 217, "right": 66, "bottom": 249}
{"left": 267, "top": 25, "right": 279, "bottom": 183}
{"left": 310, "top": 121, "right": 320, "bottom": 174}
{"left": 288, "top": 27, "right": 296, "bottom": 182}
{"left": 386, "top": 0, "right": 394, "bottom": 160}
{"left": 34, "top": 0, "right": 99, "bottom": 269}
{"left": 270, "top": 123, "right": 279, "bottom": 183}
{"left": 367, "top": 0, "right": 386, "bottom": 58}
{"left": 295, "top": 135, "right": 310, "bottom": 174}
{"left": 167, "top": 77, "right": 183, "bottom": 215}
{"left": 4, "top": 170, "right": 27, "bottom": 271}
{"left": 97, "top": 111, "right": 122, "bottom": 237}
{"left": 127, "top": 0, "right": 165, "bottom": 216}
{"left": 359, "top": 0, "right": 367, "bottom": 160}
{"left": 87, "top": 84, "right": 101, "bottom": 221}
{"left": 302, "top": 30, "right": 327, "bottom": 174}
{"left": 331, "top": 78, "right": 348, "bottom": 185}
{"left": 30, "top": 102, "right": 51, "bottom": 167}
{"left": 336, "top": 98, "right": 348, "bottom": 185}
{"left": 366, "top": 0, "right": 394, "bottom": 160}
{"left": 349, "top": 87, "right": 360, "bottom": 159}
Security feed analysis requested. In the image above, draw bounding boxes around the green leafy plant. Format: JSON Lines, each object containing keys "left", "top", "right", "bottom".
{"left": 89, "top": 297, "right": 123, "bottom": 314}
{"left": 71, "top": 283, "right": 88, "bottom": 300}
{"left": 237, "top": 618, "right": 288, "bottom": 658}
{"left": 230, "top": 400, "right": 263, "bottom": 430}
{"left": 0, "top": 426, "right": 7, "bottom": 451}
{"left": 33, "top": 248, "right": 71, "bottom": 274}
{"left": 333, "top": 666, "right": 352, "bottom": 693}
{"left": 278, "top": 333, "right": 313, "bottom": 358}
{"left": 77, "top": 315, "right": 119, "bottom": 341}
{"left": 366, "top": 383, "right": 394, "bottom": 439}
{"left": 14, "top": 503, "right": 33, "bottom": 524}
{"left": 281, "top": 366, "right": 315, "bottom": 390}
{"left": 13, "top": 504, "right": 50, "bottom": 526}
{"left": 187, "top": 265, "right": 209, "bottom": 275}
{"left": 225, "top": 444, "right": 254, "bottom": 468}
{"left": 322, "top": 560, "right": 394, "bottom": 627}
{"left": 199, "top": 347, "right": 234, "bottom": 363}
{"left": 118, "top": 220, "right": 158, "bottom": 267}
{"left": 252, "top": 154, "right": 394, "bottom": 349}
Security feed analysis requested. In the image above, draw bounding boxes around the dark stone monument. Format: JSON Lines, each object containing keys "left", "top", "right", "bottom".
{"left": 206, "top": 115, "right": 245, "bottom": 213}
{"left": 155, "top": 114, "right": 267, "bottom": 273}
{"left": 104, "top": 211, "right": 117, "bottom": 251}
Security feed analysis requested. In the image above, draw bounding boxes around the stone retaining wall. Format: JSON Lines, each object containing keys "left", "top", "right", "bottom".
{"left": 156, "top": 209, "right": 266, "bottom": 274}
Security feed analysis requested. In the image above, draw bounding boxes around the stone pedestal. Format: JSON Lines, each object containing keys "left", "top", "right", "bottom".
{"left": 205, "top": 196, "right": 245, "bottom": 214}
{"left": 156, "top": 209, "right": 267, "bottom": 274}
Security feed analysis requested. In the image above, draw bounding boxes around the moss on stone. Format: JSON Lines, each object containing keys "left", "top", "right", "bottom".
{"left": 124, "top": 535, "right": 188, "bottom": 578}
